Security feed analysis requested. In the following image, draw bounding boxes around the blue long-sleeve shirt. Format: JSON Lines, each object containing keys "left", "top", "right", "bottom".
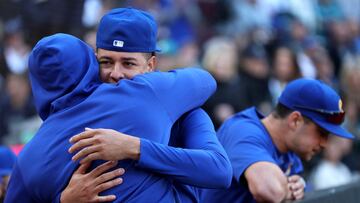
{"left": 5, "top": 34, "right": 216, "bottom": 203}
{"left": 139, "top": 108, "right": 232, "bottom": 202}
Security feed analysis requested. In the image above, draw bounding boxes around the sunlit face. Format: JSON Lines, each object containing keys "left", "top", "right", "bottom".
{"left": 97, "top": 48, "right": 155, "bottom": 83}
{"left": 288, "top": 116, "right": 329, "bottom": 161}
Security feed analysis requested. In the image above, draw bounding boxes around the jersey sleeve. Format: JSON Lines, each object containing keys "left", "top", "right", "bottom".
{"left": 137, "top": 108, "right": 232, "bottom": 188}
{"left": 135, "top": 68, "right": 216, "bottom": 122}
{"left": 289, "top": 153, "right": 304, "bottom": 175}
{"left": 4, "top": 163, "right": 36, "bottom": 203}
{"left": 218, "top": 121, "right": 276, "bottom": 183}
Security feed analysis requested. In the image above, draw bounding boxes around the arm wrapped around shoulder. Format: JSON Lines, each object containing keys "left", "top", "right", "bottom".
{"left": 138, "top": 67, "right": 217, "bottom": 122}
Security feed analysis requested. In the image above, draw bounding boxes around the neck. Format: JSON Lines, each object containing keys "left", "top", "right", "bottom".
{"left": 261, "top": 114, "right": 288, "bottom": 153}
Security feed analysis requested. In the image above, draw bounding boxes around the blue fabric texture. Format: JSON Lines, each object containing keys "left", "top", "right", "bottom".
{"left": 5, "top": 34, "right": 216, "bottom": 203}
{"left": 201, "top": 107, "right": 303, "bottom": 203}
{"left": 96, "top": 7, "right": 161, "bottom": 53}
{"left": 138, "top": 108, "right": 232, "bottom": 202}
{"left": 0, "top": 146, "right": 16, "bottom": 176}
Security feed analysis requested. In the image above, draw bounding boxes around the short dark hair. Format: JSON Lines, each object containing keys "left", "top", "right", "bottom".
{"left": 273, "top": 103, "right": 311, "bottom": 123}
{"left": 143, "top": 52, "right": 156, "bottom": 60}
{"left": 273, "top": 103, "right": 293, "bottom": 119}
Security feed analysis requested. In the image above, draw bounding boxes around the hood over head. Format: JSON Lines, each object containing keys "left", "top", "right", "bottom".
{"left": 28, "top": 33, "right": 101, "bottom": 120}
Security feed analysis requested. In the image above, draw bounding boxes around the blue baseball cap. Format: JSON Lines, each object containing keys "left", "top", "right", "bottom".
{"left": 0, "top": 146, "right": 16, "bottom": 177}
{"left": 96, "top": 7, "right": 161, "bottom": 53}
{"left": 279, "top": 78, "right": 353, "bottom": 139}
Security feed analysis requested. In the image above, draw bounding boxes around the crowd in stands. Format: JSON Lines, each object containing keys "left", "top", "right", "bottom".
{"left": 0, "top": 0, "right": 359, "bottom": 192}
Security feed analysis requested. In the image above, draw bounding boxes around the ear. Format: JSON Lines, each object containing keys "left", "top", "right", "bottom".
{"left": 147, "top": 56, "right": 157, "bottom": 71}
{"left": 288, "top": 111, "right": 303, "bottom": 131}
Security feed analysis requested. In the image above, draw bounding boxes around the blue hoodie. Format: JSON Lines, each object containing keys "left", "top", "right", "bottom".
{"left": 0, "top": 146, "right": 16, "bottom": 177}
{"left": 5, "top": 33, "right": 216, "bottom": 203}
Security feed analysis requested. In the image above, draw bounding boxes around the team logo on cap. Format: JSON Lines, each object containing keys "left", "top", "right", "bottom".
{"left": 339, "top": 99, "right": 343, "bottom": 112}
{"left": 113, "top": 40, "right": 124, "bottom": 47}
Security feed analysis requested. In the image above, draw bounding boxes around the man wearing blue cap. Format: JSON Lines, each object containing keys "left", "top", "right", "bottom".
{"left": 0, "top": 146, "right": 16, "bottom": 202}
{"left": 58, "top": 7, "right": 232, "bottom": 203}
{"left": 5, "top": 33, "right": 218, "bottom": 202}
{"left": 200, "top": 78, "right": 353, "bottom": 203}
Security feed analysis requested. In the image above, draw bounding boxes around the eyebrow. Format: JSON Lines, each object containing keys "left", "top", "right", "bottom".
{"left": 121, "top": 57, "right": 138, "bottom": 61}
{"left": 98, "top": 56, "right": 113, "bottom": 60}
{"left": 98, "top": 56, "right": 138, "bottom": 61}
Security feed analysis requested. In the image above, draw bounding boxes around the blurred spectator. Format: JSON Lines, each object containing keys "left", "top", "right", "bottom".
{"left": 239, "top": 43, "right": 272, "bottom": 114}
{"left": 82, "top": 0, "right": 103, "bottom": 29}
{"left": 341, "top": 55, "right": 360, "bottom": 138}
{"left": 311, "top": 47, "right": 339, "bottom": 89}
{"left": 202, "top": 36, "right": 248, "bottom": 129}
{"left": 196, "top": 0, "right": 232, "bottom": 43}
{"left": 271, "top": 11, "right": 299, "bottom": 46}
{"left": 269, "top": 45, "right": 301, "bottom": 105}
{"left": 324, "top": 20, "right": 353, "bottom": 77}
{"left": 83, "top": 27, "right": 97, "bottom": 51}
{"left": 286, "top": 0, "right": 317, "bottom": 32}
{"left": 298, "top": 37, "right": 322, "bottom": 79}
{"left": 156, "top": 39, "right": 179, "bottom": 71}
{"left": 309, "top": 136, "right": 354, "bottom": 190}
{"left": 0, "top": 73, "right": 40, "bottom": 145}
{"left": 0, "top": 0, "right": 22, "bottom": 23}
{"left": 337, "top": 0, "right": 360, "bottom": 23}
{"left": 227, "top": 0, "right": 273, "bottom": 36}
{"left": 314, "top": 0, "right": 345, "bottom": 33}
{"left": 20, "top": 0, "right": 85, "bottom": 46}
{"left": 270, "top": 11, "right": 319, "bottom": 79}
{"left": 2, "top": 19, "right": 30, "bottom": 75}
{"left": 0, "top": 146, "right": 16, "bottom": 202}
{"left": 348, "top": 20, "right": 360, "bottom": 55}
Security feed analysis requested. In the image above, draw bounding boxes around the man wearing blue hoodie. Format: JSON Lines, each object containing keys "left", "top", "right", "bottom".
{"left": 4, "top": 34, "right": 217, "bottom": 203}
{"left": 60, "top": 8, "right": 232, "bottom": 203}
{"left": 0, "top": 146, "right": 16, "bottom": 202}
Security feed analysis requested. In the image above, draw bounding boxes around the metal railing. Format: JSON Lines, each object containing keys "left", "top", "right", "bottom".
{"left": 295, "top": 180, "right": 360, "bottom": 203}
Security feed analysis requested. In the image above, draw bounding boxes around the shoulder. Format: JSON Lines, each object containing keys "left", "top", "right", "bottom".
{"left": 180, "top": 108, "right": 210, "bottom": 122}
{"left": 218, "top": 108, "right": 267, "bottom": 143}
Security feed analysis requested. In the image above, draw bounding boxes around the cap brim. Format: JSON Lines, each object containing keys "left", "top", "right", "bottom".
{"left": 313, "top": 118, "right": 354, "bottom": 139}
{"left": 155, "top": 46, "right": 161, "bottom": 52}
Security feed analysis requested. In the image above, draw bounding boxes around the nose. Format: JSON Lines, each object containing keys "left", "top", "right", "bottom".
{"left": 110, "top": 63, "right": 124, "bottom": 83}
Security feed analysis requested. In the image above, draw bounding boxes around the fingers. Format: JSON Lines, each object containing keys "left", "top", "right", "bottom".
{"left": 288, "top": 175, "right": 300, "bottom": 183}
{"left": 288, "top": 175, "right": 306, "bottom": 191}
{"left": 289, "top": 181, "right": 303, "bottom": 191}
{"left": 94, "top": 168, "right": 125, "bottom": 185}
{"left": 288, "top": 175, "right": 305, "bottom": 201}
{"left": 72, "top": 145, "right": 100, "bottom": 162}
{"left": 95, "top": 178, "right": 123, "bottom": 194}
{"left": 292, "top": 188, "right": 304, "bottom": 200}
{"left": 96, "top": 195, "right": 117, "bottom": 202}
{"left": 80, "top": 152, "right": 101, "bottom": 164}
{"left": 69, "top": 129, "right": 97, "bottom": 144}
{"left": 89, "top": 161, "right": 118, "bottom": 177}
{"left": 69, "top": 136, "right": 95, "bottom": 154}
{"left": 75, "top": 161, "right": 92, "bottom": 174}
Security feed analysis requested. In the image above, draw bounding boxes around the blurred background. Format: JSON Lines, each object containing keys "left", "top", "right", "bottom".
{"left": 0, "top": 0, "right": 359, "bottom": 193}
